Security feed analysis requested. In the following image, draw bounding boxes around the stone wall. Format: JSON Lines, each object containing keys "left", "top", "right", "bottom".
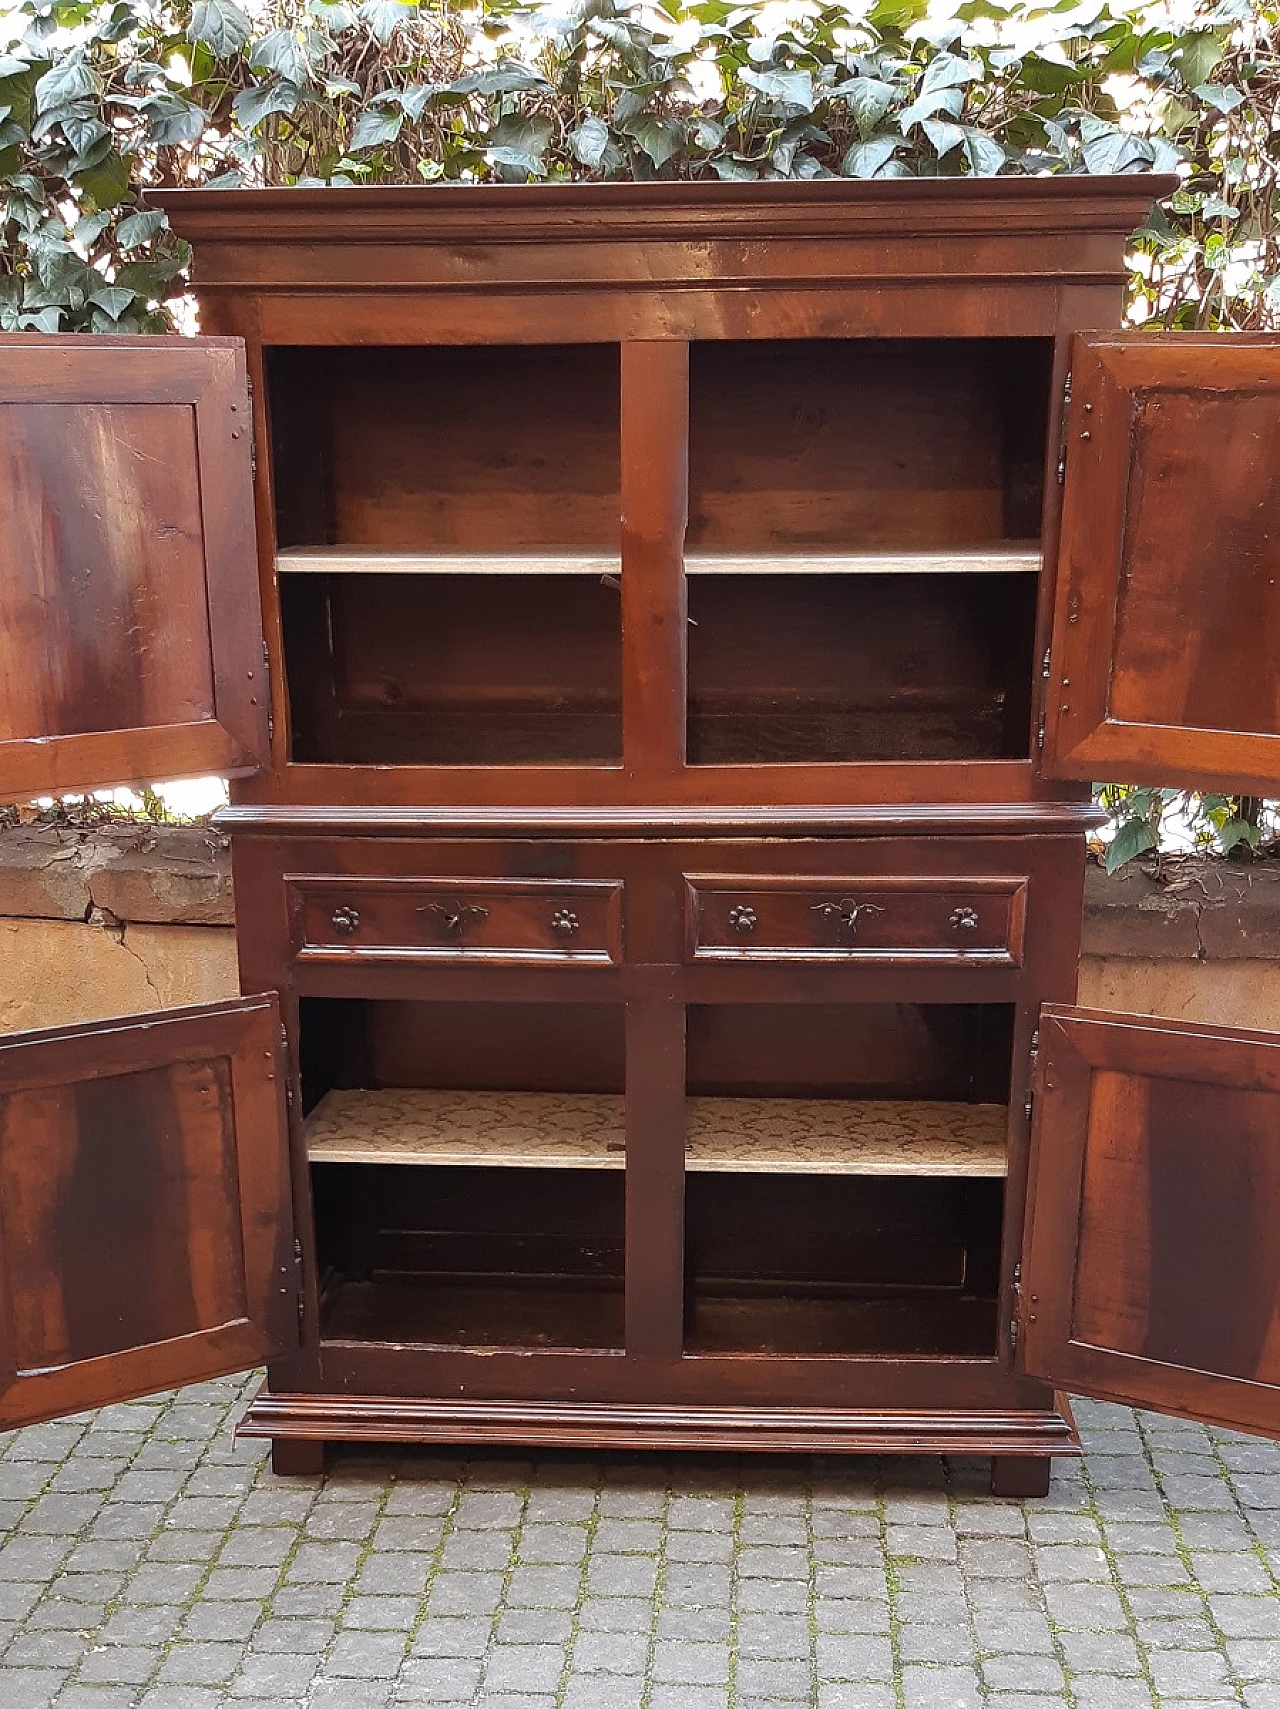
{"left": 1, "top": 823, "right": 1278, "bottom": 1033}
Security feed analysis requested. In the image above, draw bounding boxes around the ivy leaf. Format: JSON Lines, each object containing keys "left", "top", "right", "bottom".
{"left": 450, "top": 62, "right": 550, "bottom": 97}
{"left": 712, "top": 156, "right": 758, "bottom": 180}
{"left": 1201, "top": 194, "right": 1239, "bottom": 220}
{"left": 841, "top": 133, "right": 900, "bottom": 177}
{"left": 233, "top": 78, "right": 301, "bottom": 129}
{"left": 569, "top": 115, "right": 611, "bottom": 168}
{"left": 1079, "top": 113, "right": 1147, "bottom": 175}
{"left": 1104, "top": 817, "right": 1159, "bottom": 874}
{"left": 249, "top": 29, "right": 312, "bottom": 86}
{"left": 1192, "top": 82, "right": 1243, "bottom": 114}
{"left": 34, "top": 52, "right": 97, "bottom": 113}
{"left": 358, "top": 0, "right": 413, "bottom": 43}
{"left": 89, "top": 283, "right": 136, "bottom": 319}
{"left": 919, "top": 52, "right": 981, "bottom": 96}
{"left": 398, "top": 83, "right": 440, "bottom": 121}
{"left": 74, "top": 151, "right": 132, "bottom": 207}
{"left": 142, "top": 95, "right": 209, "bottom": 147}
{"left": 961, "top": 127, "right": 1005, "bottom": 175}
{"left": 484, "top": 114, "right": 553, "bottom": 176}
{"left": 349, "top": 105, "right": 403, "bottom": 151}
{"left": 833, "top": 75, "right": 896, "bottom": 137}
{"left": 922, "top": 116, "right": 964, "bottom": 156}
{"left": 899, "top": 85, "right": 963, "bottom": 131}
{"left": 191, "top": 0, "right": 251, "bottom": 57}
{"left": 627, "top": 114, "right": 682, "bottom": 166}
{"left": 740, "top": 68, "right": 814, "bottom": 112}
{"left": 115, "top": 207, "right": 166, "bottom": 248}
{"left": 310, "top": 0, "right": 356, "bottom": 28}
{"left": 1173, "top": 30, "right": 1225, "bottom": 88}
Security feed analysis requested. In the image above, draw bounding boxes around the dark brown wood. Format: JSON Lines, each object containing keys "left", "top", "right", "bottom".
{"left": 0, "top": 335, "right": 265, "bottom": 801}
{"left": 240, "top": 1387, "right": 1080, "bottom": 1458}
{"left": 1044, "top": 332, "right": 1280, "bottom": 797}
{"left": 624, "top": 1001, "right": 687, "bottom": 1361}
{"left": 1021, "top": 1007, "right": 1280, "bottom": 1440}
{"left": 684, "top": 875, "right": 1026, "bottom": 965}
{"left": 272, "top": 1437, "right": 325, "bottom": 1477}
{"left": 288, "top": 875, "right": 624, "bottom": 965}
{"left": 0, "top": 996, "right": 293, "bottom": 1429}
{"left": 34, "top": 180, "right": 1278, "bottom": 1476}
{"left": 991, "top": 1455, "right": 1052, "bottom": 1498}
{"left": 621, "top": 341, "right": 688, "bottom": 780}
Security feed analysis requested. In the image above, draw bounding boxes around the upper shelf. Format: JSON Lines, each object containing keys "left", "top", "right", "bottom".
{"left": 275, "top": 545, "right": 1042, "bottom": 578}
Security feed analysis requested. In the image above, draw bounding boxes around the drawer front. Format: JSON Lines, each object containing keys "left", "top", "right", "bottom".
{"left": 685, "top": 875, "right": 1026, "bottom": 965}
{"left": 290, "top": 876, "right": 623, "bottom": 964}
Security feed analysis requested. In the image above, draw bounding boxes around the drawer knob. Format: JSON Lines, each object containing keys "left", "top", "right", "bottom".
{"left": 812, "top": 898, "right": 885, "bottom": 938}
{"left": 330, "top": 906, "right": 361, "bottom": 935}
{"left": 550, "top": 909, "right": 580, "bottom": 936}
{"left": 950, "top": 907, "right": 980, "bottom": 932}
{"left": 728, "top": 905, "right": 757, "bottom": 934}
{"left": 422, "top": 900, "right": 489, "bottom": 936}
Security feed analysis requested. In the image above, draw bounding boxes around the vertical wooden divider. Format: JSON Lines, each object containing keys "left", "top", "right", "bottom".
{"left": 620, "top": 341, "right": 689, "bottom": 780}
{"left": 625, "top": 998, "right": 688, "bottom": 1360}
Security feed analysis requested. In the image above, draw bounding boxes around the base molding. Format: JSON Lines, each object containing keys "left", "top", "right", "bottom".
{"left": 240, "top": 1388, "right": 1080, "bottom": 1458}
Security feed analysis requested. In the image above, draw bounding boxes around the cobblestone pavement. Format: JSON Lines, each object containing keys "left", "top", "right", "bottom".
{"left": 0, "top": 1375, "right": 1276, "bottom": 1709}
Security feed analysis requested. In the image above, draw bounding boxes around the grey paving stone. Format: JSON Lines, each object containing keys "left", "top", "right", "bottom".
{"left": 393, "top": 1655, "right": 482, "bottom": 1701}
{"left": 560, "top": 1676, "right": 644, "bottom": 1709}
{"left": 650, "top": 1638, "right": 730, "bottom": 1686}
{"left": 570, "top": 1629, "right": 648, "bottom": 1673}
{"left": 900, "top": 1662, "right": 983, "bottom": 1707}
{"left": 984, "top": 1656, "right": 1068, "bottom": 1692}
{"left": 816, "top": 1633, "right": 893, "bottom": 1680}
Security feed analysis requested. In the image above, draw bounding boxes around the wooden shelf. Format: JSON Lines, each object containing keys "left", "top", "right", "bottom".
{"left": 276, "top": 545, "right": 1041, "bottom": 578}
{"left": 304, "top": 1088, "right": 1008, "bottom": 1177}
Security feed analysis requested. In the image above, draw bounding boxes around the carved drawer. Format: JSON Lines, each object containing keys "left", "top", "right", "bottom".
{"left": 684, "top": 875, "right": 1026, "bottom": 965}
{"left": 289, "top": 876, "right": 624, "bottom": 964}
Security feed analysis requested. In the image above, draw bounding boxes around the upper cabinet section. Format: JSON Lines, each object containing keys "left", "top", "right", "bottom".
{"left": 1044, "top": 333, "right": 1280, "bottom": 799}
{"left": 0, "top": 335, "right": 264, "bottom": 805}
{"left": 151, "top": 179, "right": 1172, "bottom": 812}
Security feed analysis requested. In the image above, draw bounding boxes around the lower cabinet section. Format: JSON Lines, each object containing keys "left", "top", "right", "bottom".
{"left": 229, "top": 829, "right": 1085, "bottom": 1482}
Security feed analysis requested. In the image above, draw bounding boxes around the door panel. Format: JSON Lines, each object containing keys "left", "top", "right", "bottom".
{"left": 1042, "top": 333, "right": 1280, "bottom": 796}
{"left": 1021, "top": 1006, "right": 1280, "bottom": 1438}
{"left": 0, "top": 996, "right": 294, "bottom": 1429}
{"left": 0, "top": 335, "right": 264, "bottom": 801}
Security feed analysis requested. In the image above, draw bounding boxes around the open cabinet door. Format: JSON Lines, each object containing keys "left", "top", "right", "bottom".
{"left": 0, "top": 334, "right": 264, "bottom": 802}
{"left": 0, "top": 995, "right": 296, "bottom": 1431}
{"left": 1020, "top": 1006, "right": 1280, "bottom": 1439}
{"left": 1041, "top": 333, "right": 1280, "bottom": 796}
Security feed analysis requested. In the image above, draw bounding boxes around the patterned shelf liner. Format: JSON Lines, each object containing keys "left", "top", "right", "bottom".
{"left": 304, "top": 1088, "right": 1008, "bottom": 1177}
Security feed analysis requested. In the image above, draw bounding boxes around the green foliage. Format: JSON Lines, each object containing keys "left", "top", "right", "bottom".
{"left": 1, "top": 0, "right": 1277, "bottom": 860}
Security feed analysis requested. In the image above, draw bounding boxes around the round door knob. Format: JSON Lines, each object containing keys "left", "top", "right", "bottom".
{"left": 330, "top": 906, "right": 360, "bottom": 935}
{"left": 950, "top": 907, "right": 979, "bottom": 932}
{"left": 551, "top": 909, "right": 580, "bottom": 936}
{"left": 728, "top": 906, "right": 757, "bottom": 933}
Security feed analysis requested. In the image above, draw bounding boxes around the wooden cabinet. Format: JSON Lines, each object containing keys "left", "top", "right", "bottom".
{"left": 0, "top": 179, "right": 1277, "bottom": 1486}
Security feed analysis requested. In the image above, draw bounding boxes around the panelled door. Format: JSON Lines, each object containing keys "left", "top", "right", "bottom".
{"left": 0, "top": 997, "right": 296, "bottom": 1431}
{"left": 0, "top": 335, "right": 294, "bottom": 1433}
{"left": 1029, "top": 333, "right": 1280, "bottom": 1441}
{"left": 1019, "top": 1007, "right": 1280, "bottom": 1440}
{"left": 1040, "top": 332, "right": 1280, "bottom": 797}
{"left": 0, "top": 334, "right": 265, "bottom": 801}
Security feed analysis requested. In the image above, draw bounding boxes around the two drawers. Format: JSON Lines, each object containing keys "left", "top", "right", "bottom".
{"left": 289, "top": 870, "right": 1025, "bottom": 967}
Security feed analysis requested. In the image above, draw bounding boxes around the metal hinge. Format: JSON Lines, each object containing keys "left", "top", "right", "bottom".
{"left": 246, "top": 374, "right": 258, "bottom": 478}
{"left": 279, "top": 1019, "right": 293, "bottom": 1111}
{"left": 293, "top": 1237, "right": 306, "bottom": 1339}
{"left": 1023, "top": 1028, "right": 1040, "bottom": 1122}
{"left": 1009, "top": 1261, "right": 1022, "bottom": 1355}
{"left": 1036, "top": 648, "right": 1051, "bottom": 750}
{"left": 263, "top": 639, "right": 274, "bottom": 744}
{"left": 1055, "top": 370, "right": 1072, "bottom": 486}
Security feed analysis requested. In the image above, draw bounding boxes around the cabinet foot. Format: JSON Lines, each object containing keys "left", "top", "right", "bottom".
{"left": 271, "top": 1438, "right": 326, "bottom": 1478}
{"left": 990, "top": 1455, "right": 1052, "bottom": 1498}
